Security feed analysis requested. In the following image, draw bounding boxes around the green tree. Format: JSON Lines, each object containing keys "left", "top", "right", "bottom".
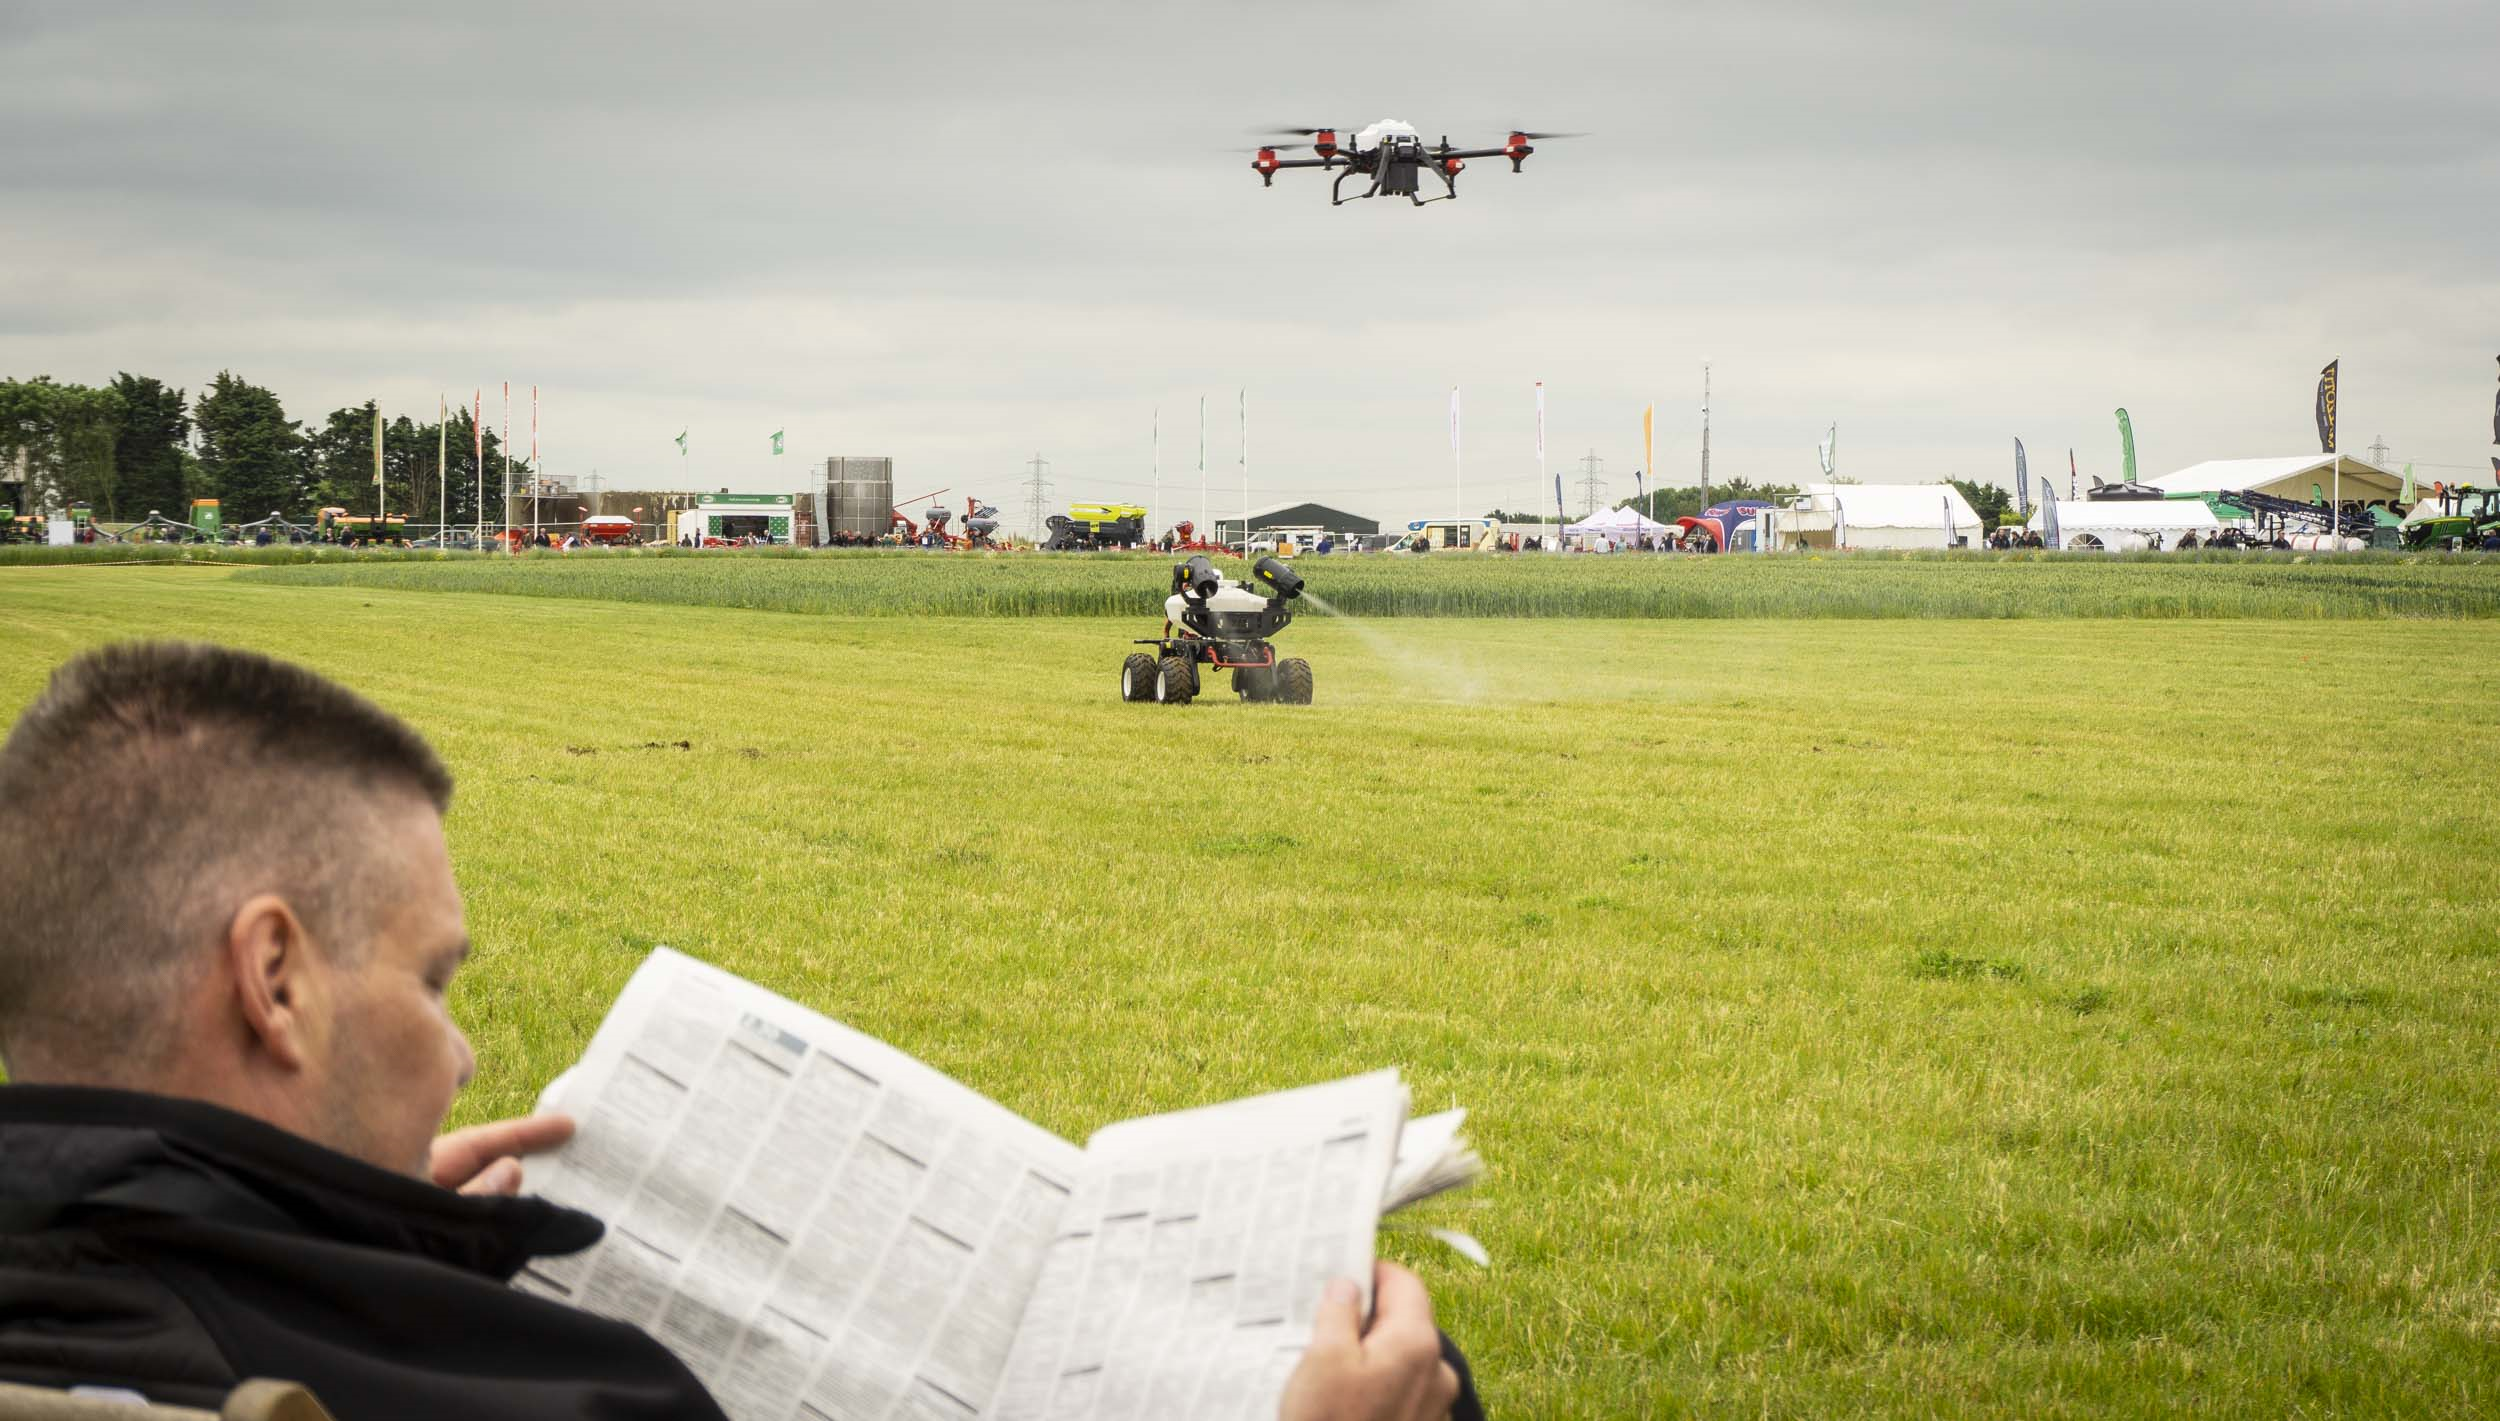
{"left": 109, "top": 373, "right": 191, "bottom": 521}
{"left": 311, "top": 401, "right": 514, "bottom": 532}
{"left": 306, "top": 401, "right": 384, "bottom": 512}
{"left": 0, "top": 376, "right": 124, "bottom": 517}
{"left": 194, "top": 372, "right": 308, "bottom": 520}
{"left": 1948, "top": 478, "right": 2015, "bottom": 531}
{"left": 1621, "top": 479, "right": 1801, "bottom": 525}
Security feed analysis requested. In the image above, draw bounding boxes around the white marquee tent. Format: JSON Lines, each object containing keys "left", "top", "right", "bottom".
{"left": 1563, "top": 505, "right": 1675, "bottom": 546}
{"left": 2149, "top": 455, "right": 2400, "bottom": 504}
{"left": 1759, "top": 483, "right": 1985, "bottom": 551}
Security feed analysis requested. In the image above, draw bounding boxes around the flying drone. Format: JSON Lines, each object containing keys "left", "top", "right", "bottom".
{"left": 1246, "top": 119, "right": 1580, "bottom": 206}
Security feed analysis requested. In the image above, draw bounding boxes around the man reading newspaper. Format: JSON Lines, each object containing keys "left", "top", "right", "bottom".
{"left": 0, "top": 642, "right": 1477, "bottom": 1420}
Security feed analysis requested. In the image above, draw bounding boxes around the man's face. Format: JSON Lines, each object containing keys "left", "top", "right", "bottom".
{"left": 312, "top": 799, "right": 475, "bottom": 1178}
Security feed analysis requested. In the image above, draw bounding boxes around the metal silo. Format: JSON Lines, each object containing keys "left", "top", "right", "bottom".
{"left": 822, "top": 457, "right": 894, "bottom": 542}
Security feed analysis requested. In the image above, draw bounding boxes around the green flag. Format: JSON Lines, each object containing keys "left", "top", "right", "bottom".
{"left": 2114, "top": 407, "right": 2136, "bottom": 484}
{"left": 674, "top": 429, "right": 687, "bottom": 456}
{"left": 2402, "top": 462, "right": 2416, "bottom": 503}
{"left": 770, "top": 429, "right": 784, "bottom": 456}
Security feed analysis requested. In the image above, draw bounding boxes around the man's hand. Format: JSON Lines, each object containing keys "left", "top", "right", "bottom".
{"left": 427, "top": 1113, "right": 575, "bottom": 1196}
{"left": 1280, "top": 1261, "right": 1459, "bottom": 1421}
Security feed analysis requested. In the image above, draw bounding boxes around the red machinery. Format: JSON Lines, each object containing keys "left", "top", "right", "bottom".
{"left": 887, "top": 486, "right": 951, "bottom": 543}
{"left": 1164, "top": 520, "right": 1227, "bottom": 553}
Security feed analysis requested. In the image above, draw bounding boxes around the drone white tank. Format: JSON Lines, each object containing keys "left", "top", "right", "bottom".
{"left": 1354, "top": 118, "right": 1418, "bottom": 149}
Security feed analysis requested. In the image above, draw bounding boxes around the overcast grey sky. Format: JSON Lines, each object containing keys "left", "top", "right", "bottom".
{"left": 5, "top": 0, "right": 2494, "bottom": 526}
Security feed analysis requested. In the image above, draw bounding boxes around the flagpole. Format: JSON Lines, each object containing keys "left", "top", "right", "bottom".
{"left": 372, "top": 403, "right": 384, "bottom": 523}
{"left": 1151, "top": 407, "right": 1160, "bottom": 546}
{"left": 1239, "top": 388, "right": 1249, "bottom": 561}
{"left": 1450, "top": 386, "right": 1462, "bottom": 526}
{"left": 531, "top": 385, "right": 541, "bottom": 545}
{"left": 1535, "top": 381, "right": 1548, "bottom": 552}
{"left": 472, "top": 390, "right": 483, "bottom": 548}
{"left": 500, "top": 381, "right": 511, "bottom": 550}
{"left": 437, "top": 395, "right": 447, "bottom": 544}
{"left": 1197, "top": 396, "right": 1206, "bottom": 546}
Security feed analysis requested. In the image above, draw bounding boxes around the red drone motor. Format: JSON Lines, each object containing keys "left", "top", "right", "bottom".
{"left": 1503, "top": 132, "right": 1533, "bottom": 172}
{"left": 1252, "top": 147, "right": 1280, "bottom": 186}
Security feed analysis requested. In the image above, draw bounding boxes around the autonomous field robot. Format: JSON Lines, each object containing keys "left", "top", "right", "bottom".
{"left": 1119, "top": 555, "right": 1312, "bottom": 705}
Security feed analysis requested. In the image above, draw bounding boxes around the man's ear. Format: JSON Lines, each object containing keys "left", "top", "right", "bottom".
{"left": 225, "top": 893, "right": 320, "bottom": 1071}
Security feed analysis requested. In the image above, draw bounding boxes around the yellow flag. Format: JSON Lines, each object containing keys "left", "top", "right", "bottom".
{"left": 1642, "top": 403, "right": 1655, "bottom": 490}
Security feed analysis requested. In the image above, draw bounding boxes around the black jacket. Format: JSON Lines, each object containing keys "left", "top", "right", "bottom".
{"left": 0, "top": 1085, "right": 726, "bottom": 1419}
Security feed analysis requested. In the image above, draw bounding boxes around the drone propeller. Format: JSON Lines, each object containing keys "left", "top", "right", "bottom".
{"left": 1250, "top": 126, "right": 1348, "bottom": 137}
{"left": 1504, "top": 130, "right": 1586, "bottom": 140}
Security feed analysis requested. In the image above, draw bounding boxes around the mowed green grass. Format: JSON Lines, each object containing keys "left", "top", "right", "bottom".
{"left": 4, "top": 565, "right": 2498, "bottom": 1418}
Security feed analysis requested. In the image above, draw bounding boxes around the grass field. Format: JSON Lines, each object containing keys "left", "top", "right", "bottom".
{"left": 10, "top": 541, "right": 2500, "bottom": 618}
{"left": 230, "top": 547, "right": 2500, "bottom": 619}
{"left": 4, "top": 563, "right": 2498, "bottom": 1417}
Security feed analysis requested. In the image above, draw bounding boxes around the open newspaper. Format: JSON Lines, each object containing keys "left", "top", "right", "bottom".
{"left": 516, "top": 948, "right": 1480, "bottom": 1421}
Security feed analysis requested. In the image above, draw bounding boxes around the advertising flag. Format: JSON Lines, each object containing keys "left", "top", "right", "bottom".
{"left": 1535, "top": 381, "right": 1546, "bottom": 462}
{"left": 2068, "top": 447, "right": 2078, "bottom": 501}
{"left": 675, "top": 429, "right": 688, "bottom": 456}
{"left": 770, "top": 429, "right": 785, "bottom": 455}
{"left": 1554, "top": 473, "right": 1565, "bottom": 528}
{"left": 371, "top": 405, "right": 383, "bottom": 486}
{"left": 2015, "top": 438, "right": 2030, "bottom": 514}
{"left": 2315, "top": 359, "right": 2338, "bottom": 453}
{"left": 2403, "top": 462, "right": 2416, "bottom": 504}
{"left": 2115, "top": 408, "right": 2137, "bottom": 484}
{"left": 1449, "top": 387, "right": 1461, "bottom": 455}
{"left": 1817, "top": 425, "right": 1836, "bottom": 479}
{"left": 2041, "top": 487, "right": 2061, "bottom": 549}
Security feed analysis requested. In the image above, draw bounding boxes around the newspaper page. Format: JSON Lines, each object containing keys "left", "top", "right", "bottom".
{"left": 987, "top": 1071, "right": 1409, "bottom": 1421}
{"left": 517, "top": 948, "right": 1084, "bottom": 1421}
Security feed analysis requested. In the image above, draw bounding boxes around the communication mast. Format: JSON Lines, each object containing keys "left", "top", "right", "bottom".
{"left": 1699, "top": 362, "right": 1712, "bottom": 508}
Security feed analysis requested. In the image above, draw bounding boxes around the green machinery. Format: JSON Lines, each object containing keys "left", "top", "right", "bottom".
{"left": 2402, "top": 487, "right": 2500, "bottom": 550}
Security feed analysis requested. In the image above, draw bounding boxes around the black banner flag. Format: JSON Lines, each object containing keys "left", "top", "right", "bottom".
{"left": 2315, "top": 359, "right": 2338, "bottom": 454}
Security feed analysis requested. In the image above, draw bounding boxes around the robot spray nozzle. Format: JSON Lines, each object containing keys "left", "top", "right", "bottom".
{"left": 1251, "top": 556, "right": 1304, "bottom": 600}
{"left": 1174, "top": 555, "right": 1221, "bottom": 600}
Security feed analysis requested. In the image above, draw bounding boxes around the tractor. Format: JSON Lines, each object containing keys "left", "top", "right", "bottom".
{"left": 1120, "top": 555, "right": 1313, "bottom": 705}
{"left": 2402, "top": 486, "right": 2500, "bottom": 551}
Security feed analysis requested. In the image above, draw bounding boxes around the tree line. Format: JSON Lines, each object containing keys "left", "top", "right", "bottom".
{"left": 1, "top": 372, "right": 528, "bottom": 526}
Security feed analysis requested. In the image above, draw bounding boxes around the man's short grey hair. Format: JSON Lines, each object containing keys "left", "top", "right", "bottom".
{"left": 0, "top": 641, "right": 453, "bottom": 1080}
